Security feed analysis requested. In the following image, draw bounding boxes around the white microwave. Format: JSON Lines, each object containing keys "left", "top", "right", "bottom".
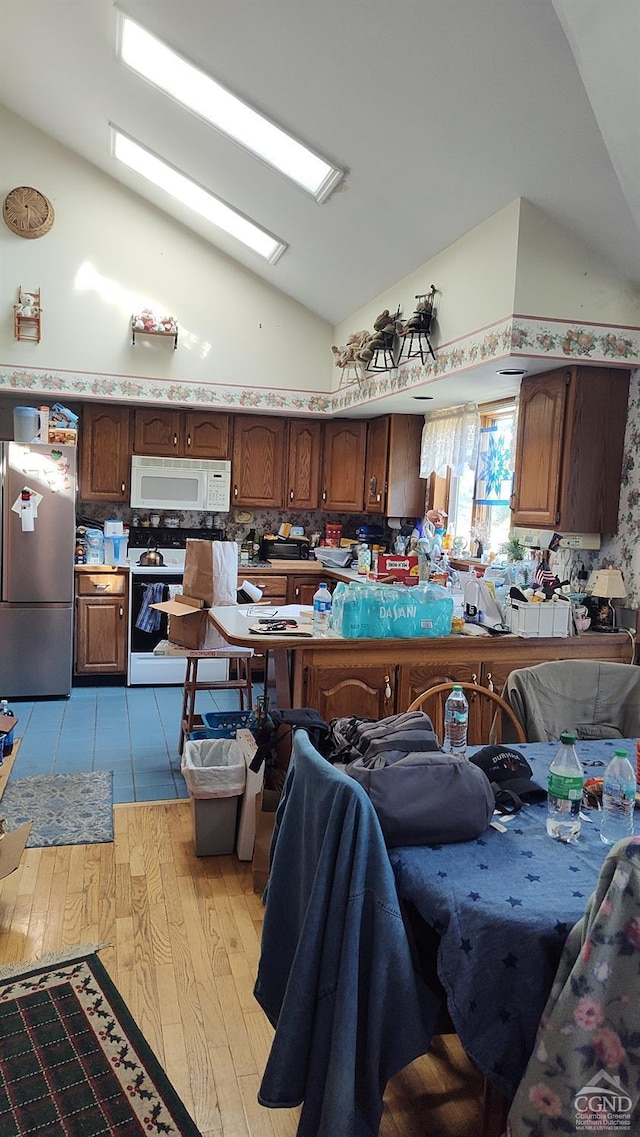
{"left": 130, "top": 455, "right": 231, "bottom": 512}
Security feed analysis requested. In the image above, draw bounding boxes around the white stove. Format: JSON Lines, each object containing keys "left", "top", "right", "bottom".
{"left": 127, "top": 544, "right": 227, "bottom": 687}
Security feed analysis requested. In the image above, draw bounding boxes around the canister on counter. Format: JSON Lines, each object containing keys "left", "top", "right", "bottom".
{"left": 325, "top": 521, "right": 342, "bottom": 547}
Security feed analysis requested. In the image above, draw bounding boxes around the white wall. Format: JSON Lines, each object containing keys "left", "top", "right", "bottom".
{"left": 0, "top": 107, "right": 333, "bottom": 395}
{"left": 333, "top": 200, "right": 521, "bottom": 355}
{"left": 514, "top": 199, "right": 640, "bottom": 326}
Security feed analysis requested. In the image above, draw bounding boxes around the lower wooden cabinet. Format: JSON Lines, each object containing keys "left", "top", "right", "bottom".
{"left": 75, "top": 571, "right": 128, "bottom": 674}
{"left": 295, "top": 634, "right": 631, "bottom": 722}
{"left": 242, "top": 572, "right": 288, "bottom": 605}
{"left": 303, "top": 664, "right": 395, "bottom": 721}
{"left": 287, "top": 574, "right": 327, "bottom": 606}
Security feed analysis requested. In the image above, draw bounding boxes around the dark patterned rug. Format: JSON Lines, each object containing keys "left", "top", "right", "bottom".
{"left": 0, "top": 945, "right": 201, "bottom": 1135}
{"left": 0, "top": 771, "right": 113, "bottom": 846}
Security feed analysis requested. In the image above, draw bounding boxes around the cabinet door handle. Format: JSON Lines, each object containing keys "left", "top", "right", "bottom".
{"left": 471, "top": 672, "right": 477, "bottom": 684}
{"left": 119, "top": 606, "right": 124, "bottom": 618}
{"left": 295, "top": 587, "right": 300, "bottom": 598}
{"left": 376, "top": 493, "right": 381, "bottom": 503}
{"left": 486, "top": 672, "right": 494, "bottom": 691}
{"left": 173, "top": 433, "right": 178, "bottom": 447}
{"left": 290, "top": 489, "right": 294, "bottom": 500}
{"left": 186, "top": 433, "right": 192, "bottom": 448}
{"left": 322, "top": 490, "right": 327, "bottom": 501}
{"left": 234, "top": 485, "right": 238, "bottom": 497}
{"left": 121, "top": 482, "right": 125, "bottom": 494}
{"left": 384, "top": 674, "right": 392, "bottom": 700}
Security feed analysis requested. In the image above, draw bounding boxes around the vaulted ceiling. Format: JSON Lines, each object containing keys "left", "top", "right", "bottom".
{"left": 2, "top": 0, "right": 639, "bottom": 328}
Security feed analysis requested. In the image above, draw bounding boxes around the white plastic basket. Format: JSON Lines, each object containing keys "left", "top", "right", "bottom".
{"left": 507, "top": 599, "right": 571, "bottom": 638}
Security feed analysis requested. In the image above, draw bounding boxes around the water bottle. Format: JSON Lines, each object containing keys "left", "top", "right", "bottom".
{"left": 443, "top": 685, "right": 469, "bottom": 757}
{"left": 546, "top": 731, "right": 584, "bottom": 842}
{"left": 600, "top": 748, "right": 636, "bottom": 846}
{"left": 357, "top": 542, "right": 371, "bottom": 575}
{"left": 312, "top": 582, "right": 332, "bottom": 637}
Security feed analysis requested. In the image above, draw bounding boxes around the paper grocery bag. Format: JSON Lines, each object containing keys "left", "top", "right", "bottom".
{"left": 183, "top": 540, "right": 238, "bottom": 606}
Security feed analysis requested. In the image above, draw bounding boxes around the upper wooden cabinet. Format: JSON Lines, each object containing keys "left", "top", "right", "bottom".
{"left": 364, "top": 414, "right": 426, "bottom": 517}
{"left": 321, "top": 420, "right": 367, "bottom": 512}
{"left": 133, "top": 408, "right": 230, "bottom": 458}
{"left": 232, "top": 415, "right": 286, "bottom": 507}
{"left": 79, "top": 404, "right": 132, "bottom": 503}
{"left": 287, "top": 419, "right": 322, "bottom": 509}
{"left": 511, "top": 366, "right": 630, "bottom": 532}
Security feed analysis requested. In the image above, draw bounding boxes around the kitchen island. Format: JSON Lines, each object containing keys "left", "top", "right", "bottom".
{"left": 207, "top": 603, "right": 634, "bottom": 720}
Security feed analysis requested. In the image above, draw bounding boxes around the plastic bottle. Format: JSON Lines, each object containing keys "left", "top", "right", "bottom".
{"left": 600, "top": 748, "right": 636, "bottom": 846}
{"left": 546, "top": 731, "right": 584, "bottom": 842}
{"left": 443, "top": 685, "right": 469, "bottom": 757}
{"left": 357, "top": 542, "right": 371, "bottom": 575}
{"left": 0, "top": 699, "right": 14, "bottom": 756}
{"left": 312, "top": 582, "right": 332, "bottom": 637}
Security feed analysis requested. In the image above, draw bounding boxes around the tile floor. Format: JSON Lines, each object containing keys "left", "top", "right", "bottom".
{"left": 7, "top": 683, "right": 263, "bottom": 804}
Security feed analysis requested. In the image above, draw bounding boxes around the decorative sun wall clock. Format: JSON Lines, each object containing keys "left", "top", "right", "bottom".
{"left": 3, "top": 186, "right": 55, "bottom": 239}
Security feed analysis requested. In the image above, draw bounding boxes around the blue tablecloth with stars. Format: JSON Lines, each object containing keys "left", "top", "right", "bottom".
{"left": 387, "top": 738, "right": 638, "bottom": 1099}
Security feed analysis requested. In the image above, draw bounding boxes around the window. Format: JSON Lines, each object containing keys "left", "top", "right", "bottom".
{"left": 117, "top": 13, "right": 345, "bottom": 203}
{"left": 436, "top": 400, "right": 516, "bottom": 556}
{"left": 471, "top": 404, "right": 516, "bottom": 555}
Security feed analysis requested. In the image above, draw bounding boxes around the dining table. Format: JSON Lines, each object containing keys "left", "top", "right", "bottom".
{"left": 388, "top": 737, "right": 639, "bottom": 1100}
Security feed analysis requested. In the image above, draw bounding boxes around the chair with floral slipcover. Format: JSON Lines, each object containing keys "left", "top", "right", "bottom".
{"left": 506, "top": 836, "right": 640, "bottom": 1136}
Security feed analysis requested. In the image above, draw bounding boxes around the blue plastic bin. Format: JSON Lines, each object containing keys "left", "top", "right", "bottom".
{"left": 193, "top": 710, "right": 255, "bottom": 740}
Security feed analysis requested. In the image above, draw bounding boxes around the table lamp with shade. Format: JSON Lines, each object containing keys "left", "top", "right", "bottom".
{"left": 588, "top": 566, "right": 627, "bottom": 631}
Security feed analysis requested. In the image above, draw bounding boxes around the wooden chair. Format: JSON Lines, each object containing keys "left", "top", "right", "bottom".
{"left": 407, "top": 681, "right": 527, "bottom": 747}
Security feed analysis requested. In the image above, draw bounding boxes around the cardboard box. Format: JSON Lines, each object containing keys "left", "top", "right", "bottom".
{"left": 0, "top": 822, "right": 32, "bottom": 880}
{"left": 48, "top": 428, "right": 77, "bottom": 445}
{"left": 150, "top": 594, "right": 221, "bottom": 650}
{"left": 375, "top": 554, "right": 420, "bottom": 584}
{"left": 0, "top": 713, "right": 18, "bottom": 739}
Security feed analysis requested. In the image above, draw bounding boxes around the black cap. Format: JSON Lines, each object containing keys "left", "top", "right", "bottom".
{"left": 470, "top": 745, "right": 546, "bottom": 802}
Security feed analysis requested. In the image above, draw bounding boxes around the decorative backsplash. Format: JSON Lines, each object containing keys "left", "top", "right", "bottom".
{"left": 76, "top": 504, "right": 395, "bottom": 550}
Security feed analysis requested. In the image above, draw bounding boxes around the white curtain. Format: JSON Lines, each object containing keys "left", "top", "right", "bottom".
{"left": 420, "top": 403, "right": 480, "bottom": 478}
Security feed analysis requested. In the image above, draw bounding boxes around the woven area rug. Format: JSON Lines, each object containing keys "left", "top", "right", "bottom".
{"left": 0, "top": 945, "right": 201, "bottom": 1135}
{"left": 0, "top": 771, "right": 113, "bottom": 847}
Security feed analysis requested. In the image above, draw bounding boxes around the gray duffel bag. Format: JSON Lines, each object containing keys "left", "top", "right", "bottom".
{"left": 346, "top": 750, "right": 495, "bottom": 848}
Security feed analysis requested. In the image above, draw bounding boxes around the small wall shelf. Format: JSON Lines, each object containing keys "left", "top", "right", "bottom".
{"left": 131, "top": 316, "right": 178, "bottom": 349}
{"left": 14, "top": 287, "right": 41, "bottom": 343}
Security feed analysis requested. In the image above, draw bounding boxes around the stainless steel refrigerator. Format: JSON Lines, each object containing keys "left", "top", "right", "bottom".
{"left": 0, "top": 441, "right": 76, "bottom": 697}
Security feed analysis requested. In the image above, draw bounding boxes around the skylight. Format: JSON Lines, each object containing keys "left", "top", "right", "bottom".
{"left": 117, "top": 13, "right": 345, "bottom": 203}
{"left": 110, "top": 127, "right": 287, "bottom": 264}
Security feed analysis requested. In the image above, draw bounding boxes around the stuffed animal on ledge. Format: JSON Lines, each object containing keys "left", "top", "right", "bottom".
{"left": 331, "top": 309, "right": 402, "bottom": 371}
{"left": 133, "top": 308, "right": 159, "bottom": 332}
{"left": 17, "top": 292, "right": 40, "bottom": 317}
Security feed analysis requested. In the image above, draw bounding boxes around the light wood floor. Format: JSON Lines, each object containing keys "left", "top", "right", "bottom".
{"left": 0, "top": 798, "right": 485, "bottom": 1137}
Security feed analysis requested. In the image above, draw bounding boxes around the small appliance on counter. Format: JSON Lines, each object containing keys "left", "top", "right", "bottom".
{"left": 104, "top": 519, "right": 128, "bottom": 566}
{"left": 260, "top": 535, "right": 310, "bottom": 560}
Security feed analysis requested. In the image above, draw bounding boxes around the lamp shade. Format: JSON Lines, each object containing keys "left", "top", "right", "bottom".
{"left": 590, "top": 567, "right": 627, "bottom": 599}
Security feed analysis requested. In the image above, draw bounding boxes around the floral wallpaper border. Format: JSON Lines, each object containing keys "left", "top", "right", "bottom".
{"left": 2, "top": 315, "right": 638, "bottom": 417}
{"left": 510, "top": 316, "right": 640, "bottom": 364}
